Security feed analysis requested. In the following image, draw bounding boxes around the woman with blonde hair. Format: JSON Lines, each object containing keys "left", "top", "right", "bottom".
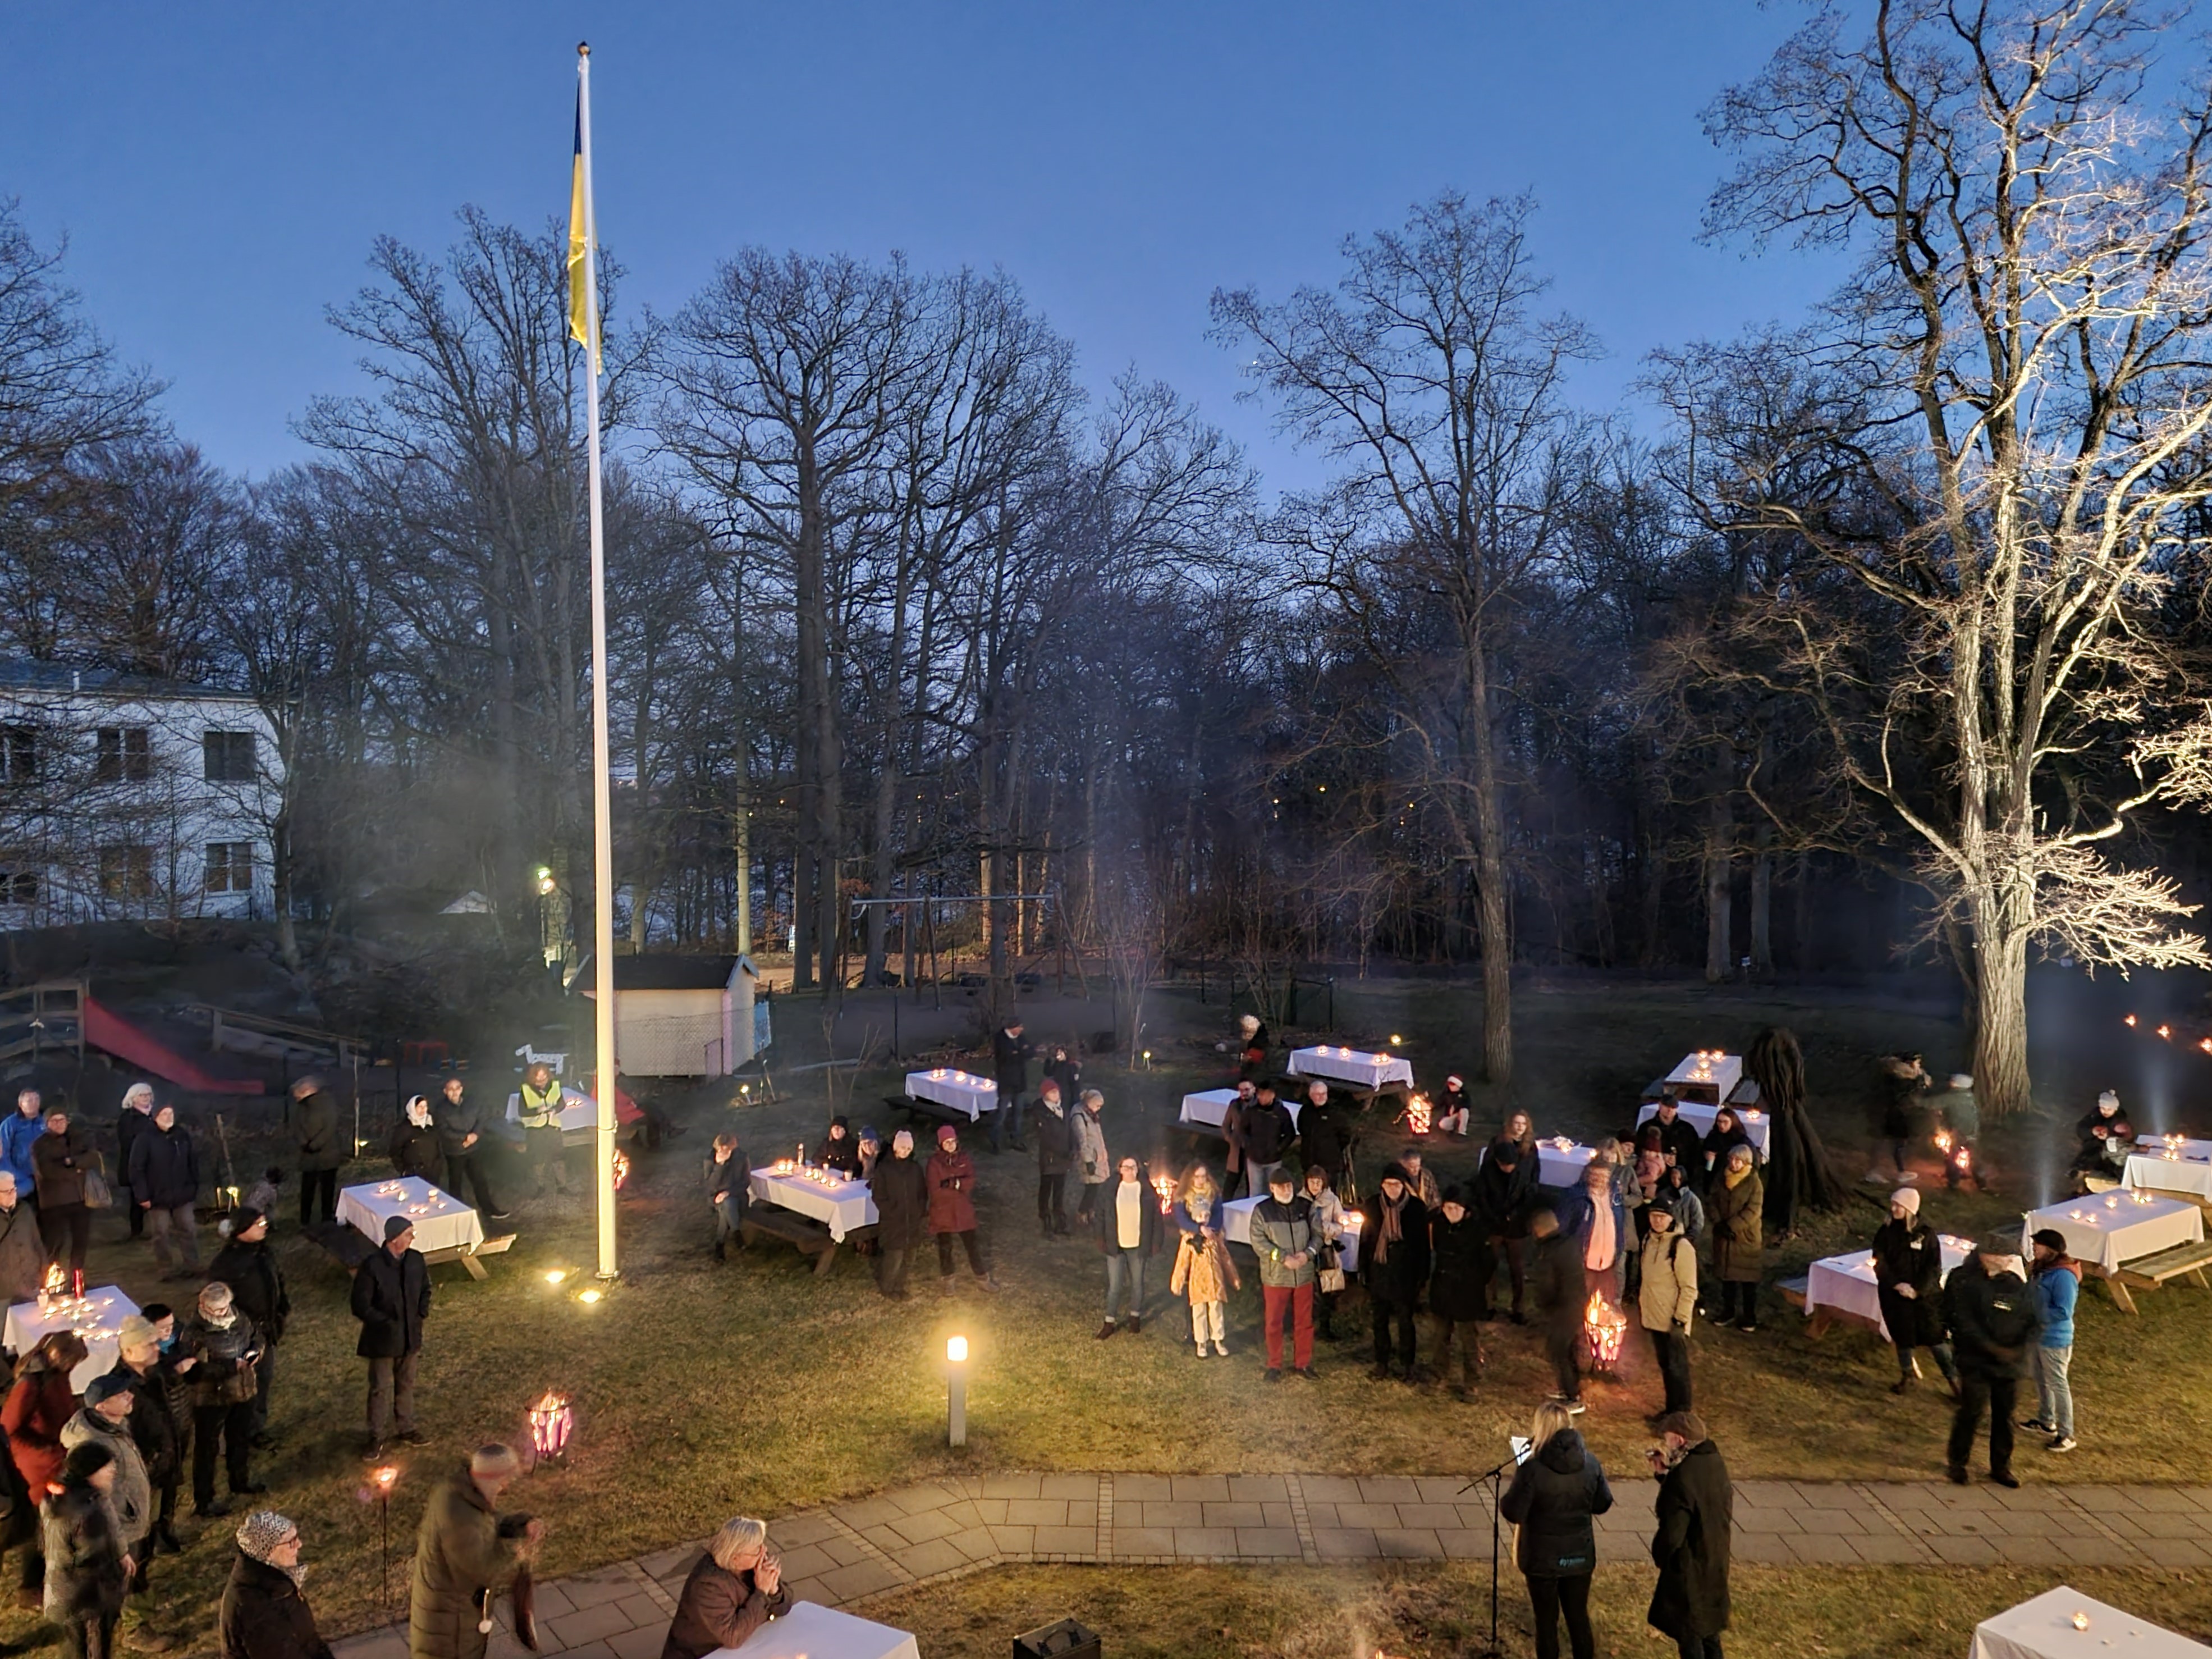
{"left": 1500, "top": 1398, "right": 1614, "bottom": 1659}
{"left": 662, "top": 1518, "right": 787, "bottom": 1659}
{"left": 1169, "top": 1167, "right": 1241, "bottom": 1359}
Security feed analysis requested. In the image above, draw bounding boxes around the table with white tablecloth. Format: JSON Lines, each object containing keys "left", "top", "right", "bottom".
{"left": 1634, "top": 1100, "right": 1773, "bottom": 1163}
{"left": 748, "top": 1168, "right": 878, "bottom": 1242}
{"left": 1970, "top": 1586, "right": 2212, "bottom": 1659}
{"left": 2022, "top": 1192, "right": 2205, "bottom": 1273}
{"left": 1802, "top": 1236, "right": 1972, "bottom": 1342}
{"left": 337, "top": 1177, "right": 486, "bottom": 1256}
{"left": 505, "top": 1085, "right": 599, "bottom": 1134}
{"left": 2123, "top": 1137, "right": 2212, "bottom": 1201}
{"left": 1662, "top": 1051, "right": 1744, "bottom": 1105}
{"left": 1285, "top": 1046, "right": 1414, "bottom": 1092}
{"left": 1221, "top": 1196, "right": 1364, "bottom": 1274}
{"left": 3, "top": 1287, "right": 140, "bottom": 1391}
{"left": 904, "top": 1070, "right": 998, "bottom": 1121}
{"left": 716, "top": 1601, "right": 922, "bottom": 1659}
{"left": 1178, "top": 1089, "right": 1307, "bottom": 1134}
{"left": 1480, "top": 1137, "right": 1598, "bottom": 1190}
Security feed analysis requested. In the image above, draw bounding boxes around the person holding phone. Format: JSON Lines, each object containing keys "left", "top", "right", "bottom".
{"left": 177, "top": 1282, "right": 267, "bottom": 1518}
{"left": 1500, "top": 1399, "right": 1613, "bottom": 1659}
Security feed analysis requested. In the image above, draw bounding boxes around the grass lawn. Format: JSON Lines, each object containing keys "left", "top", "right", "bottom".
{"left": 17, "top": 972, "right": 2209, "bottom": 1654}
{"left": 861, "top": 1560, "right": 2212, "bottom": 1657}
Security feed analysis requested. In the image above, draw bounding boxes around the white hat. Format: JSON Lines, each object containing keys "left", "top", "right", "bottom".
{"left": 2099, "top": 1089, "right": 2120, "bottom": 1112}
{"left": 1947, "top": 1074, "right": 1972, "bottom": 1091}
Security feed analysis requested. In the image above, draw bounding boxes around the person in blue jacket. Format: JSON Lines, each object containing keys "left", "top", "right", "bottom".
{"left": 0, "top": 1090, "right": 44, "bottom": 1201}
{"left": 2024, "top": 1228, "right": 2081, "bottom": 1454}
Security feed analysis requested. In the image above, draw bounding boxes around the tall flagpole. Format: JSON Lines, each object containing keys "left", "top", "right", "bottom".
{"left": 577, "top": 42, "right": 619, "bottom": 1282}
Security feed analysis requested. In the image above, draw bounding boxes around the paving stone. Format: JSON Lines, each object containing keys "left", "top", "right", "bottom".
{"left": 1990, "top": 1535, "right": 2076, "bottom": 1565}
{"left": 1137, "top": 1500, "right": 1204, "bottom": 1528}
{"left": 557, "top": 1577, "right": 631, "bottom": 1613}
{"left": 968, "top": 1498, "right": 1009, "bottom": 1524}
{"left": 1734, "top": 1507, "right": 1802, "bottom": 1535}
{"left": 613, "top": 1595, "right": 664, "bottom": 1630}
{"left": 333, "top": 1637, "right": 406, "bottom": 1659}
{"left": 1783, "top": 1534, "right": 1866, "bottom": 1565}
{"left": 944, "top": 1527, "right": 1000, "bottom": 1564}
{"left": 1312, "top": 1528, "right": 1382, "bottom": 1559}
{"left": 894, "top": 1537, "right": 975, "bottom": 1579}
{"left": 533, "top": 1584, "right": 579, "bottom": 1620}
{"left": 887, "top": 1484, "right": 958, "bottom": 1516}
{"left": 1173, "top": 1526, "right": 1239, "bottom": 1555}
{"left": 1262, "top": 1502, "right": 1296, "bottom": 1528}
{"left": 632, "top": 1546, "right": 698, "bottom": 1584}
{"left": 1413, "top": 1477, "right": 1472, "bottom": 1503}
{"left": 1002, "top": 1499, "right": 1068, "bottom": 1527}
{"left": 1041, "top": 1473, "right": 1098, "bottom": 1498}
{"left": 1374, "top": 1528, "right": 1445, "bottom": 1559}
{"left": 2121, "top": 1511, "right": 2209, "bottom": 1540}
{"left": 821, "top": 1560, "right": 906, "bottom": 1601}
{"left": 1926, "top": 1535, "right": 2002, "bottom": 1565}
{"left": 1454, "top": 1503, "right": 1495, "bottom": 1529}
{"left": 979, "top": 1474, "right": 1042, "bottom": 1498}
{"left": 1033, "top": 1525, "right": 1094, "bottom": 1555}
{"left": 778, "top": 1575, "right": 834, "bottom": 1610}
{"left": 547, "top": 1642, "right": 615, "bottom": 1659}
{"left": 1732, "top": 1533, "right": 1797, "bottom": 1565}
{"left": 1355, "top": 1477, "right": 1423, "bottom": 1503}
{"left": 2136, "top": 1540, "right": 2212, "bottom": 1569}
{"left": 1435, "top": 1529, "right": 1494, "bottom": 1560}
{"left": 821, "top": 1535, "right": 874, "bottom": 1568}
{"left": 1302, "top": 1475, "right": 1364, "bottom": 1503}
{"left": 1794, "top": 1507, "right": 1868, "bottom": 1535}
{"left": 1202, "top": 1501, "right": 1268, "bottom": 1528}
{"left": 987, "top": 1525, "right": 1034, "bottom": 1555}
{"left": 770, "top": 1512, "right": 839, "bottom": 1548}
{"left": 1234, "top": 1527, "right": 1304, "bottom": 1557}
{"left": 886, "top": 1507, "right": 965, "bottom": 1546}
{"left": 1333, "top": 1502, "right": 1403, "bottom": 1529}
{"left": 1111, "top": 1527, "right": 1174, "bottom": 1555}
{"left": 1303, "top": 1503, "right": 1341, "bottom": 1528}
{"left": 1845, "top": 1533, "right": 1930, "bottom": 1565}
{"left": 831, "top": 1496, "right": 908, "bottom": 1530}
{"left": 1391, "top": 1503, "right": 1463, "bottom": 1529}
{"left": 1170, "top": 1475, "right": 1231, "bottom": 1501}
{"left": 1114, "top": 1474, "right": 1171, "bottom": 1501}
{"left": 607, "top": 1626, "right": 668, "bottom": 1659}
{"left": 540, "top": 1603, "right": 645, "bottom": 1649}
{"left": 1227, "top": 1475, "right": 1289, "bottom": 1501}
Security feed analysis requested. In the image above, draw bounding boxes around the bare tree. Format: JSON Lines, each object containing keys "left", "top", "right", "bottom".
{"left": 1698, "top": 1, "right": 2212, "bottom": 1113}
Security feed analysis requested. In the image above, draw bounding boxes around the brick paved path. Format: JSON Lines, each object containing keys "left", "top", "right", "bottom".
{"left": 330, "top": 1473, "right": 2212, "bottom": 1659}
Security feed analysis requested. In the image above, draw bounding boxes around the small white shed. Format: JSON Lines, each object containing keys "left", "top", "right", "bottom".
{"left": 583, "top": 953, "right": 761, "bottom": 1077}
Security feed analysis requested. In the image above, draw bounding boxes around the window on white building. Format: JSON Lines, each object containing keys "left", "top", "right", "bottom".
{"left": 1, "top": 726, "right": 38, "bottom": 785}
{"left": 0, "top": 869, "right": 36, "bottom": 906}
{"left": 98, "top": 844, "right": 155, "bottom": 898}
{"left": 94, "top": 727, "right": 152, "bottom": 783}
{"left": 204, "top": 842, "right": 254, "bottom": 894}
{"left": 203, "top": 730, "right": 256, "bottom": 783}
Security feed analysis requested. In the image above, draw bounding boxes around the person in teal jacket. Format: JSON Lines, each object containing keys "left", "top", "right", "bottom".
{"left": 2025, "top": 1228, "right": 2081, "bottom": 1454}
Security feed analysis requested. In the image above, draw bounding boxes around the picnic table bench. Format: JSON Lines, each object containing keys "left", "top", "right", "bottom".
{"left": 304, "top": 1223, "right": 516, "bottom": 1282}
{"left": 739, "top": 1205, "right": 874, "bottom": 1276}
{"left": 885, "top": 1092, "right": 995, "bottom": 1132}
{"left": 2104, "top": 1239, "right": 2212, "bottom": 1314}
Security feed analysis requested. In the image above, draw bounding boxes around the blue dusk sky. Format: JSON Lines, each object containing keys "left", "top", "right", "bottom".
{"left": 3, "top": 3, "right": 1842, "bottom": 495}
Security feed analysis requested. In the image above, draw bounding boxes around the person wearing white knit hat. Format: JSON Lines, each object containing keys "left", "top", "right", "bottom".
{"left": 1870, "top": 1187, "right": 1958, "bottom": 1396}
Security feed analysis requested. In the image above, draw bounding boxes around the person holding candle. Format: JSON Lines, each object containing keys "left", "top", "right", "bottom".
{"left": 927, "top": 1125, "right": 994, "bottom": 1293}
{"left": 512, "top": 1064, "right": 570, "bottom": 1200}
{"left": 433, "top": 1077, "right": 507, "bottom": 1221}
{"left": 1168, "top": 1172, "right": 1240, "bottom": 1358}
{"left": 1027, "top": 1079, "right": 1075, "bottom": 1236}
{"left": 1942, "top": 1232, "right": 2040, "bottom": 1487}
{"left": 1931, "top": 1073, "right": 1986, "bottom": 1191}
{"left": 42, "top": 1441, "right": 130, "bottom": 1659}
{"left": 1250, "top": 1166, "right": 1317, "bottom": 1377}
{"left": 819, "top": 1117, "right": 863, "bottom": 1178}
{"left": 662, "top": 1516, "right": 787, "bottom": 1659}
{"left": 1300, "top": 1164, "right": 1350, "bottom": 1342}
{"left": 1500, "top": 1399, "right": 1611, "bottom": 1659}
{"left": 1235, "top": 1013, "right": 1268, "bottom": 1081}
{"left": 2069, "top": 1090, "right": 2133, "bottom": 1191}
{"left": 1094, "top": 1155, "right": 1161, "bottom": 1339}
{"left": 178, "top": 1282, "right": 267, "bottom": 1519}
{"left": 127, "top": 1104, "right": 204, "bottom": 1282}
{"left": 31, "top": 1109, "right": 96, "bottom": 1286}
{"left": 209, "top": 1209, "right": 290, "bottom": 1446}
{"left": 869, "top": 1130, "right": 929, "bottom": 1300}
{"left": 705, "top": 1135, "right": 747, "bottom": 1262}
{"left": 4, "top": 1332, "right": 88, "bottom": 1607}
{"left": 2025, "top": 1229, "right": 2081, "bottom": 1454}
{"left": 1871, "top": 1189, "right": 1957, "bottom": 1395}
{"left": 1361, "top": 1165, "right": 1431, "bottom": 1383}
{"left": 221, "top": 1510, "right": 335, "bottom": 1659}
{"left": 1553, "top": 1158, "right": 1624, "bottom": 1304}
{"left": 408, "top": 1445, "right": 542, "bottom": 1659}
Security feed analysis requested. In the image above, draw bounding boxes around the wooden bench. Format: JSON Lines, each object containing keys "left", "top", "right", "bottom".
{"left": 425, "top": 1233, "right": 514, "bottom": 1282}
{"left": 739, "top": 1204, "right": 873, "bottom": 1276}
{"left": 886, "top": 1093, "right": 994, "bottom": 1134}
{"left": 305, "top": 1223, "right": 514, "bottom": 1281}
{"left": 2103, "top": 1240, "right": 2212, "bottom": 1314}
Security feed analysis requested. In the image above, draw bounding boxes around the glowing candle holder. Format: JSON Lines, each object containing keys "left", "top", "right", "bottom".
{"left": 1151, "top": 1174, "right": 1175, "bottom": 1215}
{"left": 1583, "top": 1292, "right": 1628, "bottom": 1373}
{"left": 1406, "top": 1094, "right": 1432, "bottom": 1135}
{"left": 527, "top": 1391, "right": 574, "bottom": 1461}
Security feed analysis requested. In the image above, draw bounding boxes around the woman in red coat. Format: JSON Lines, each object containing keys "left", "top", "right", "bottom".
{"left": 926, "top": 1125, "right": 995, "bottom": 1292}
{"left": 3, "top": 1331, "right": 86, "bottom": 1605}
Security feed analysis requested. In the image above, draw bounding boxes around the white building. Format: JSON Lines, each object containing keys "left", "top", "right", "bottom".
{"left": 583, "top": 953, "right": 764, "bottom": 1077}
{"left": 0, "top": 661, "right": 282, "bottom": 927}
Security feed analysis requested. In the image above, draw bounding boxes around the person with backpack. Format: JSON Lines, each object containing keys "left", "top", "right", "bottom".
{"left": 1637, "top": 1192, "right": 1699, "bottom": 1419}
{"left": 1943, "top": 1233, "right": 2041, "bottom": 1487}
{"left": 1500, "top": 1398, "right": 1612, "bottom": 1659}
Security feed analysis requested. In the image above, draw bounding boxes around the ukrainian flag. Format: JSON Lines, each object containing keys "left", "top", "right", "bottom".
{"left": 567, "top": 85, "right": 598, "bottom": 371}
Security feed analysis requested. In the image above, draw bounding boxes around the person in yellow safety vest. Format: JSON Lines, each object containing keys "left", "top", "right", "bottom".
{"left": 517, "top": 1063, "right": 573, "bottom": 1198}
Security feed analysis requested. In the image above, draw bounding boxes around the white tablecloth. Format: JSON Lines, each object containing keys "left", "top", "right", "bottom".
{"left": 1220, "top": 1196, "right": 1363, "bottom": 1273}
{"left": 749, "top": 1168, "right": 878, "bottom": 1242}
{"left": 1970, "top": 1586, "right": 2212, "bottom": 1659}
{"left": 3, "top": 1287, "right": 140, "bottom": 1391}
{"left": 2123, "top": 1141, "right": 2212, "bottom": 1200}
{"left": 905, "top": 1070, "right": 998, "bottom": 1120}
{"left": 1285, "top": 1046, "right": 1414, "bottom": 1090}
{"left": 716, "top": 1600, "right": 922, "bottom": 1659}
{"left": 1634, "top": 1100, "right": 1773, "bottom": 1162}
{"left": 2023, "top": 1193, "right": 2205, "bottom": 1273}
{"left": 1178, "top": 1090, "right": 1307, "bottom": 1133}
{"left": 506, "top": 1085, "right": 598, "bottom": 1133}
{"left": 1664, "top": 1052, "right": 1744, "bottom": 1102}
{"left": 1481, "top": 1139, "right": 1597, "bottom": 1189}
{"left": 1803, "top": 1237, "right": 1972, "bottom": 1342}
{"left": 337, "top": 1178, "right": 486, "bottom": 1255}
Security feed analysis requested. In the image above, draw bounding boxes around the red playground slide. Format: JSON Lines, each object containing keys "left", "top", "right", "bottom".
{"left": 82, "top": 995, "right": 265, "bottom": 1096}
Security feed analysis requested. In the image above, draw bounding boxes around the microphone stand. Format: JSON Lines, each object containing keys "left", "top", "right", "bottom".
{"left": 1459, "top": 1451, "right": 1521, "bottom": 1659}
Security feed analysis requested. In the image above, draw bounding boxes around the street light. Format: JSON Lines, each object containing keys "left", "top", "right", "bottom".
{"left": 946, "top": 1336, "right": 969, "bottom": 1447}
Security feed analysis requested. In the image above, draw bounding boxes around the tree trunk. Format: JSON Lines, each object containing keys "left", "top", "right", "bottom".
{"left": 1971, "top": 913, "right": 2031, "bottom": 1118}
{"left": 271, "top": 805, "right": 300, "bottom": 972}
{"left": 1748, "top": 821, "right": 1773, "bottom": 975}
{"left": 1468, "top": 646, "right": 1514, "bottom": 1087}
{"left": 1703, "top": 790, "right": 1732, "bottom": 982}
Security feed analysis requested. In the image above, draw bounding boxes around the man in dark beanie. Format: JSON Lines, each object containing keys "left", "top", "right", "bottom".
{"left": 1647, "top": 1411, "right": 1732, "bottom": 1659}
{"left": 209, "top": 1208, "right": 290, "bottom": 1446}
{"left": 350, "top": 1217, "right": 432, "bottom": 1460}
{"left": 292, "top": 1076, "right": 344, "bottom": 1227}
{"left": 868, "top": 1130, "right": 929, "bottom": 1300}
{"left": 1942, "top": 1231, "right": 2040, "bottom": 1487}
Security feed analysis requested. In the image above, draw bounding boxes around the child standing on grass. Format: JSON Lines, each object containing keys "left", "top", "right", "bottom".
{"left": 1171, "top": 1171, "right": 1240, "bottom": 1358}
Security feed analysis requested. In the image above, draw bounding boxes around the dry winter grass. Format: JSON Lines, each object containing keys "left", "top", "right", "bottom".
{"left": 3, "top": 972, "right": 2202, "bottom": 1654}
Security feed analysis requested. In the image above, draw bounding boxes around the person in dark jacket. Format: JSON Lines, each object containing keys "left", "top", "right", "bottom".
{"left": 818, "top": 1117, "right": 862, "bottom": 1178}
{"left": 115, "top": 1084, "right": 156, "bottom": 1241}
{"left": 292, "top": 1077, "right": 345, "bottom": 1226}
{"left": 1500, "top": 1400, "right": 1611, "bottom": 1659}
{"left": 1297, "top": 1081, "right": 1345, "bottom": 1185}
{"left": 0, "top": 1171, "right": 43, "bottom": 1306}
{"left": 1046, "top": 1043, "right": 1082, "bottom": 1110}
{"left": 388, "top": 1098, "right": 442, "bottom": 1185}
{"left": 1361, "top": 1166, "right": 1431, "bottom": 1383}
{"left": 1529, "top": 1208, "right": 1585, "bottom": 1407}
{"left": 1475, "top": 1135, "right": 1540, "bottom": 1322}
{"left": 109, "top": 1317, "right": 185, "bottom": 1557}
{"left": 706, "top": 1135, "right": 747, "bottom": 1261}
{"left": 661, "top": 1516, "right": 788, "bottom": 1659}
{"left": 989, "top": 1021, "right": 1033, "bottom": 1154}
{"left": 868, "top": 1130, "right": 930, "bottom": 1299}
{"left": 1944, "top": 1233, "right": 2040, "bottom": 1486}
{"left": 178, "top": 1282, "right": 267, "bottom": 1518}
{"left": 2070, "top": 1090, "right": 2134, "bottom": 1189}
{"left": 1093, "top": 1155, "right": 1160, "bottom": 1338}
{"left": 43, "top": 1441, "right": 127, "bottom": 1659}
{"left": 124, "top": 1104, "right": 203, "bottom": 1278}
{"left": 1876, "top": 1052, "right": 1927, "bottom": 1177}
{"left": 926, "top": 1124, "right": 992, "bottom": 1291}
{"left": 1027, "top": 1080, "right": 1075, "bottom": 1235}
{"left": 209, "top": 1209, "right": 290, "bottom": 1442}
{"left": 1647, "top": 1413, "right": 1731, "bottom": 1659}
{"left": 433, "top": 1077, "right": 506, "bottom": 1220}
{"left": 31, "top": 1110, "right": 96, "bottom": 1281}
{"left": 1644, "top": 1096, "right": 1706, "bottom": 1189}
{"left": 1433, "top": 1073, "right": 1472, "bottom": 1137}
{"left": 1235, "top": 1013, "right": 1268, "bottom": 1081}
{"left": 1427, "top": 1186, "right": 1489, "bottom": 1396}
{"left": 1871, "top": 1188, "right": 1957, "bottom": 1395}
{"left": 350, "top": 1217, "right": 432, "bottom": 1459}
{"left": 1241, "top": 1085, "right": 1296, "bottom": 1196}
{"left": 221, "top": 1510, "right": 333, "bottom": 1659}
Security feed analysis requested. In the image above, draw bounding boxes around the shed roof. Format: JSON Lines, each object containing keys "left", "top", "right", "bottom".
{"left": 607, "top": 953, "right": 755, "bottom": 991}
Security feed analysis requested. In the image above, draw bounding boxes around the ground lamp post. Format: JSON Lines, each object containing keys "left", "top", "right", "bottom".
{"left": 946, "top": 1337, "right": 969, "bottom": 1447}
{"left": 371, "top": 1464, "right": 400, "bottom": 1612}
